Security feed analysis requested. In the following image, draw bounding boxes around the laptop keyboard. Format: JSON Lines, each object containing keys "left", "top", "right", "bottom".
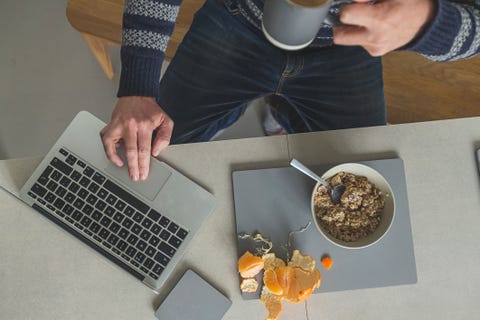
{"left": 27, "top": 148, "right": 188, "bottom": 282}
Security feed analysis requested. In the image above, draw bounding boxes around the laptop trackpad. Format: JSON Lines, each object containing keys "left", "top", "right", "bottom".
{"left": 105, "top": 158, "right": 172, "bottom": 202}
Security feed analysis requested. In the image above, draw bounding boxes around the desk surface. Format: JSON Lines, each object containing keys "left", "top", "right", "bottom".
{"left": 1, "top": 118, "right": 480, "bottom": 319}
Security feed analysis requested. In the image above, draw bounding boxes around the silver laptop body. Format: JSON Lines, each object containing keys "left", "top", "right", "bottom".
{"left": 19, "top": 111, "right": 216, "bottom": 293}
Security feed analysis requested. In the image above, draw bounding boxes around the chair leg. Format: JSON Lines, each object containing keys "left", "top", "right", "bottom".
{"left": 81, "top": 33, "right": 114, "bottom": 80}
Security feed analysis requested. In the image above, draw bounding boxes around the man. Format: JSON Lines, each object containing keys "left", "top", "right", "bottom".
{"left": 100, "top": 0, "right": 480, "bottom": 181}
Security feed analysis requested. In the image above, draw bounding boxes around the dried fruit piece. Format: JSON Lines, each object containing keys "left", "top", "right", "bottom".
{"left": 288, "top": 249, "right": 316, "bottom": 271}
{"left": 260, "top": 287, "right": 283, "bottom": 320}
{"left": 240, "top": 278, "right": 259, "bottom": 293}
{"left": 263, "top": 253, "right": 286, "bottom": 270}
{"left": 238, "top": 251, "right": 264, "bottom": 278}
{"left": 321, "top": 256, "right": 333, "bottom": 270}
{"left": 263, "top": 269, "right": 283, "bottom": 295}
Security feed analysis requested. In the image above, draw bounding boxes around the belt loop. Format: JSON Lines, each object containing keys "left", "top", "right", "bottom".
{"left": 222, "top": 0, "right": 239, "bottom": 15}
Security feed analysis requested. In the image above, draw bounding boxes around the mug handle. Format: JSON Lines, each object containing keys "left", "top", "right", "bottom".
{"left": 323, "top": 0, "right": 353, "bottom": 26}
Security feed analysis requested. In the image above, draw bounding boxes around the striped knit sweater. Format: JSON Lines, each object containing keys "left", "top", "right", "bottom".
{"left": 118, "top": 0, "right": 480, "bottom": 98}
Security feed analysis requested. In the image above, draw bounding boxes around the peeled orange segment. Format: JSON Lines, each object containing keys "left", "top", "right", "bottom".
{"left": 263, "top": 269, "right": 284, "bottom": 295}
{"left": 260, "top": 287, "right": 283, "bottom": 320}
{"left": 238, "top": 251, "right": 264, "bottom": 278}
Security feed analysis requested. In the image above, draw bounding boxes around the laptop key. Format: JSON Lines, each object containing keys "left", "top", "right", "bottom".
{"left": 46, "top": 180, "right": 58, "bottom": 192}
{"left": 131, "top": 224, "right": 142, "bottom": 235}
{"left": 143, "top": 258, "right": 154, "bottom": 269}
{"left": 176, "top": 228, "right": 188, "bottom": 240}
{"left": 91, "top": 210, "right": 102, "bottom": 221}
{"left": 118, "top": 228, "right": 129, "bottom": 239}
{"left": 116, "top": 240, "right": 128, "bottom": 251}
{"left": 127, "top": 234, "right": 138, "bottom": 245}
{"left": 107, "top": 234, "right": 119, "bottom": 246}
{"left": 59, "top": 176, "right": 71, "bottom": 188}
{"left": 76, "top": 160, "right": 86, "bottom": 168}
{"left": 126, "top": 246, "right": 137, "bottom": 258}
{"left": 133, "top": 212, "right": 143, "bottom": 223}
{"left": 55, "top": 186, "right": 67, "bottom": 198}
{"left": 92, "top": 172, "right": 106, "bottom": 185}
{"left": 89, "top": 222, "right": 101, "bottom": 233}
{"left": 73, "top": 198, "right": 85, "bottom": 210}
{"left": 45, "top": 192, "right": 56, "bottom": 204}
{"left": 51, "top": 157, "right": 73, "bottom": 175}
{"left": 83, "top": 166, "right": 95, "bottom": 177}
{"left": 134, "top": 252, "right": 146, "bottom": 264}
{"left": 147, "top": 209, "right": 161, "bottom": 222}
{"left": 122, "top": 217, "right": 133, "bottom": 229}
{"left": 95, "top": 200, "right": 107, "bottom": 211}
{"left": 149, "top": 273, "right": 159, "bottom": 280}
{"left": 65, "top": 192, "right": 76, "bottom": 203}
{"left": 113, "top": 212, "right": 124, "bottom": 223}
{"left": 124, "top": 206, "right": 135, "bottom": 217}
{"left": 109, "top": 222, "right": 120, "bottom": 233}
{"left": 106, "top": 194, "right": 117, "bottom": 205}
{"left": 99, "top": 228, "right": 110, "bottom": 240}
{"left": 159, "top": 241, "right": 176, "bottom": 257}
{"left": 83, "top": 204, "right": 94, "bottom": 215}
{"left": 100, "top": 216, "right": 112, "bottom": 228}
{"left": 136, "top": 240, "right": 147, "bottom": 251}
{"left": 59, "top": 148, "right": 68, "bottom": 156}
{"left": 66, "top": 155, "right": 77, "bottom": 166}
{"left": 154, "top": 252, "right": 170, "bottom": 266}
{"left": 104, "top": 179, "right": 149, "bottom": 214}
{"left": 70, "top": 170, "right": 82, "bottom": 182}
{"left": 159, "top": 230, "right": 170, "bottom": 241}
{"left": 31, "top": 183, "right": 47, "bottom": 197}
{"left": 51, "top": 170, "right": 62, "bottom": 182}
{"left": 149, "top": 236, "right": 160, "bottom": 246}
{"left": 88, "top": 182, "right": 99, "bottom": 193}
{"left": 152, "top": 264, "right": 164, "bottom": 276}
{"left": 104, "top": 206, "right": 115, "bottom": 217}
{"left": 140, "top": 229, "right": 151, "bottom": 241}
{"left": 150, "top": 224, "right": 162, "bottom": 235}
{"left": 72, "top": 210, "right": 83, "bottom": 222}
{"left": 63, "top": 204, "right": 74, "bottom": 216}
{"left": 159, "top": 216, "right": 170, "bottom": 228}
{"left": 145, "top": 246, "right": 156, "bottom": 257}
{"left": 80, "top": 216, "right": 92, "bottom": 228}
{"left": 115, "top": 200, "right": 126, "bottom": 211}
{"left": 68, "top": 182, "right": 80, "bottom": 193}
{"left": 167, "top": 222, "right": 179, "bottom": 234}
{"left": 86, "top": 194, "right": 98, "bottom": 205}
{"left": 79, "top": 177, "right": 90, "bottom": 188}
{"left": 97, "top": 188, "right": 108, "bottom": 199}
{"left": 141, "top": 218, "right": 153, "bottom": 229}
{"left": 77, "top": 188, "right": 89, "bottom": 199}
{"left": 53, "top": 198, "right": 65, "bottom": 210}
{"left": 27, "top": 191, "right": 37, "bottom": 199}
{"left": 168, "top": 236, "right": 182, "bottom": 249}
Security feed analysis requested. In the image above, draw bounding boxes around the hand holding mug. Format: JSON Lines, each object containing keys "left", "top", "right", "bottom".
{"left": 333, "top": 0, "right": 436, "bottom": 56}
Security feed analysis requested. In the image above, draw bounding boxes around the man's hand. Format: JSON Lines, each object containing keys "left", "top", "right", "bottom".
{"left": 100, "top": 96, "right": 174, "bottom": 181}
{"left": 333, "top": 0, "right": 436, "bottom": 56}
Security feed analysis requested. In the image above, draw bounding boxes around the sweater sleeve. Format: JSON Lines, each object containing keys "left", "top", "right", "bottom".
{"left": 117, "top": 0, "right": 183, "bottom": 98}
{"left": 406, "top": 0, "right": 480, "bottom": 61}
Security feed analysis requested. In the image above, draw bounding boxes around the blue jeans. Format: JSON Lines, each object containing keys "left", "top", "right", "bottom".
{"left": 158, "top": 0, "right": 386, "bottom": 144}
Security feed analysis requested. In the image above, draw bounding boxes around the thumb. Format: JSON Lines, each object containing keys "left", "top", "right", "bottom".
{"left": 151, "top": 120, "right": 173, "bottom": 157}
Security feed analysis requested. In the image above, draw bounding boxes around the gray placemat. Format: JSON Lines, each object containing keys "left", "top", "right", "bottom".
{"left": 233, "top": 158, "right": 417, "bottom": 299}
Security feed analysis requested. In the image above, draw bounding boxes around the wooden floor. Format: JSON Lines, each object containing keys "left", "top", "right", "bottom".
{"left": 382, "top": 51, "right": 480, "bottom": 124}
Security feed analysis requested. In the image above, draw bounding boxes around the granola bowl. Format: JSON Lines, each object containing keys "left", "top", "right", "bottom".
{"left": 310, "top": 163, "right": 395, "bottom": 249}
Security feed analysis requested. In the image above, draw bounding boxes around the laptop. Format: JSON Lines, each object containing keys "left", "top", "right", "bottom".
{"left": 19, "top": 111, "right": 216, "bottom": 293}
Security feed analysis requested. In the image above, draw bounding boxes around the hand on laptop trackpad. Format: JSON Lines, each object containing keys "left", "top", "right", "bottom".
{"left": 104, "top": 148, "right": 172, "bottom": 201}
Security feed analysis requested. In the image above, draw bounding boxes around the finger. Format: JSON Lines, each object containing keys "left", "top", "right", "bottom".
{"left": 124, "top": 128, "right": 139, "bottom": 181}
{"left": 152, "top": 118, "right": 174, "bottom": 157}
{"left": 340, "top": 2, "right": 378, "bottom": 27}
{"left": 333, "top": 25, "right": 369, "bottom": 46}
{"left": 137, "top": 128, "right": 152, "bottom": 181}
{"left": 100, "top": 126, "right": 124, "bottom": 167}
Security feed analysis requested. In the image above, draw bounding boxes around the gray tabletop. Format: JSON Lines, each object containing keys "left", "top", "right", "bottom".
{"left": 1, "top": 117, "right": 480, "bottom": 320}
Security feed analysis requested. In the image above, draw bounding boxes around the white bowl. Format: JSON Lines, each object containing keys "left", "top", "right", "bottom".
{"left": 311, "top": 163, "right": 395, "bottom": 249}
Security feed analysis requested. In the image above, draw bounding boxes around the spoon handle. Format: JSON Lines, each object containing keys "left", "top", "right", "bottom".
{"left": 290, "top": 159, "right": 330, "bottom": 188}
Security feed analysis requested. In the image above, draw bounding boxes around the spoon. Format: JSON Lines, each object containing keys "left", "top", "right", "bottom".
{"left": 290, "top": 159, "right": 346, "bottom": 205}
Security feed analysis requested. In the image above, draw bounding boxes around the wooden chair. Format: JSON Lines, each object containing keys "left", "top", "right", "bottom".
{"left": 66, "top": 0, "right": 205, "bottom": 79}
{"left": 66, "top": 0, "right": 480, "bottom": 123}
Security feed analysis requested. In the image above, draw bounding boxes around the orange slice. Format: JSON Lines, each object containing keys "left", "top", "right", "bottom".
{"left": 263, "top": 269, "right": 283, "bottom": 295}
{"left": 238, "top": 251, "right": 264, "bottom": 278}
